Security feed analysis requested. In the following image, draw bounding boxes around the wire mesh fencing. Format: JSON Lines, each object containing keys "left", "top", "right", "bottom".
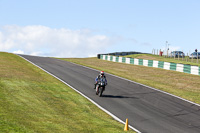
{"left": 152, "top": 49, "right": 200, "bottom": 64}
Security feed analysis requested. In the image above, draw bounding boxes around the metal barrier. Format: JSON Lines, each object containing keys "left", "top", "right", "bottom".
{"left": 100, "top": 55, "right": 200, "bottom": 76}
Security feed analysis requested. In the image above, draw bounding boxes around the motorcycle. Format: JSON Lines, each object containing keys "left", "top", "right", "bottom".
{"left": 96, "top": 78, "right": 106, "bottom": 97}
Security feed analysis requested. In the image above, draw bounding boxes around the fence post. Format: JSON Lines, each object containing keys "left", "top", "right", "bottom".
{"left": 178, "top": 52, "right": 179, "bottom": 60}
{"left": 192, "top": 53, "right": 193, "bottom": 62}
{"left": 182, "top": 50, "right": 183, "bottom": 61}
{"left": 167, "top": 49, "right": 168, "bottom": 57}
{"left": 174, "top": 52, "right": 175, "bottom": 59}
{"left": 189, "top": 51, "right": 191, "bottom": 62}
{"left": 186, "top": 53, "right": 188, "bottom": 62}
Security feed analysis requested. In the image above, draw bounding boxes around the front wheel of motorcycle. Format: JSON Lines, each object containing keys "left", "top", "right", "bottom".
{"left": 96, "top": 86, "right": 98, "bottom": 95}
{"left": 99, "top": 87, "right": 103, "bottom": 97}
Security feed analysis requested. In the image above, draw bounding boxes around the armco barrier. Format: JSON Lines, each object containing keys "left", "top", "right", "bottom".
{"left": 100, "top": 55, "right": 200, "bottom": 76}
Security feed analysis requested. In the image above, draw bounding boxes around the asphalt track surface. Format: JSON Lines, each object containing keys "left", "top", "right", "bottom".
{"left": 20, "top": 55, "right": 200, "bottom": 133}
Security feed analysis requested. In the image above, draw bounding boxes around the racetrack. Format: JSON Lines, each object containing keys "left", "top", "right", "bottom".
{"left": 20, "top": 55, "right": 200, "bottom": 133}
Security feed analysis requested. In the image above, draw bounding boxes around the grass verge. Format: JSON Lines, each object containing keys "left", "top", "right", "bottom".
{"left": 0, "top": 52, "right": 135, "bottom": 133}
{"left": 60, "top": 57, "right": 200, "bottom": 104}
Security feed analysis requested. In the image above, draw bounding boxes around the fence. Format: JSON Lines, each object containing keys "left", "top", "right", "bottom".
{"left": 100, "top": 54, "right": 200, "bottom": 76}
{"left": 152, "top": 49, "right": 200, "bottom": 64}
{"left": 97, "top": 51, "right": 149, "bottom": 59}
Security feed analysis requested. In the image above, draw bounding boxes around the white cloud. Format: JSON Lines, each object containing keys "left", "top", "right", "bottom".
{"left": 13, "top": 50, "right": 24, "bottom": 54}
{"left": 0, "top": 25, "right": 117, "bottom": 57}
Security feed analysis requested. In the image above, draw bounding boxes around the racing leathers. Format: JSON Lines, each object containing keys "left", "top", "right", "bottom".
{"left": 94, "top": 74, "right": 107, "bottom": 89}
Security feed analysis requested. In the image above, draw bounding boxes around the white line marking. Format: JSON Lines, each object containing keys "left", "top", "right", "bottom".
{"left": 17, "top": 55, "right": 141, "bottom": 133}
{"left": 66, "top": 59, "right": 200, "bottom": 107}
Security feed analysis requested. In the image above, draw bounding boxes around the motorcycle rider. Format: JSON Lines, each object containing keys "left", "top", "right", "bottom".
{"left": 94, "top": 71, "right": 107, "bottom": 89}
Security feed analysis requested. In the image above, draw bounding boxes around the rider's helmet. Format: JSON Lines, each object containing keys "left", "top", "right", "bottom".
{"left": 100, "top": 71, "right": 104, "bottom": 77}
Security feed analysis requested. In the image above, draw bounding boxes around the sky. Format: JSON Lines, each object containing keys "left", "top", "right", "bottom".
{"left": 0, "top": 0, "right": 200, "bottom": 57}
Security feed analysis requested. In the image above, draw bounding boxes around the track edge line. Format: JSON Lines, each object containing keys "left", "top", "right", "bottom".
{"left": 17, "top": 55, "right": 141, "bottom": 133}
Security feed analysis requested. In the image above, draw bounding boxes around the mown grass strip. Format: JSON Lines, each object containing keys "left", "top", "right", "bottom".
{"left": 0, "top": 52, "right": 135, "bottom": 133}
{"left": 60, "top": 57, "right": 200, "bottom": 104}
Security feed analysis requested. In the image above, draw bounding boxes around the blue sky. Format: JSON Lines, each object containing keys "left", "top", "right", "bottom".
{"left": 0, "top": 0, "right": 200, "bottom": 57}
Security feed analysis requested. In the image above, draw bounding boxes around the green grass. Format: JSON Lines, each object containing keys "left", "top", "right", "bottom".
{"left": 0, "top": 52, "right": 135, "bottom": 133}
{"left": 124, "top": 54, "right": 200, "bottom": 66}
{"left": 60, "top": 57, "right": 200, "bottom": 104}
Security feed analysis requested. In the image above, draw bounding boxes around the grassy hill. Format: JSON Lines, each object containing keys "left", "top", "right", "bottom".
{"left": 61, "top": 57, "right": 200, "bottom": 104}
{"left": 0, "top": 52, "right": 135, "bottom": 133}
